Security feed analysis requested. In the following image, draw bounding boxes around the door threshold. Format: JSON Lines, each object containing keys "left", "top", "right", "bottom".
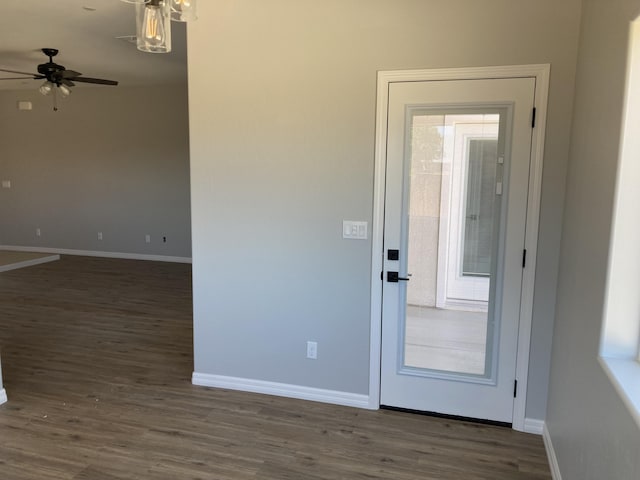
{"left": 380, "top": 405, "right": 512, "bottom": 429}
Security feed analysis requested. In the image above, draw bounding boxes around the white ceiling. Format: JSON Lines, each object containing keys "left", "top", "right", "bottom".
{"left": 0, "top": 0, "right": 187, "bottom": 90}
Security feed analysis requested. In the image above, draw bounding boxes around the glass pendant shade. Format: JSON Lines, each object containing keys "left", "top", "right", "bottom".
{"left": 120, "top": 0, "right": 150, "bottom": 4}
{"left": 59, "top": 84, "right": 71, "bottom": 98}
{"left": 170, "top": 0, "right": 197, "bottom": 22}
{"left": 136, "top": 0, "right": 172, "bottom": 53}
{"left": 39, "top": 81, "right": 54, "bottom": 96}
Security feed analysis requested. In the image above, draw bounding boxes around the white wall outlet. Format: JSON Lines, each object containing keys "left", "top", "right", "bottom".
{"left": 1, "top": 180, "right": 10, "bottom": 189}
{"left": 36, "top": 228, "right": 41, "bottom": 237}
{"left": 342, "top": 220, "right": 368, "bottom": 240}
{"left": 97, "top": 232, "right": 103, "bottom": 241}
{"left": 145, "top": 234, "right": 151, "bottom": 243}
{"left": 306, "top": 341, "right": 318, "bottom": 359}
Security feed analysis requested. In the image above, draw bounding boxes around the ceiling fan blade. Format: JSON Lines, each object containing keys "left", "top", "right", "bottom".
{"left": 0, "top": 68, "right": 42, "bottom": 77}
{"left": 0, "top": 76, "right": 38, "bottom": 80}
{"left": 72, "top": 76, "right": 118, "bottom": 86}
{"left": 61, "top": 78, "right": 75, "bottom": 87}
{"left": 60, "top": 70, "right": 81, "bottom": 79}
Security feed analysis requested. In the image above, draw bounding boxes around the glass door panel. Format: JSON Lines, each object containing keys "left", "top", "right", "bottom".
{"left": 403, "top": 111, "right": 505, "bottom": 379}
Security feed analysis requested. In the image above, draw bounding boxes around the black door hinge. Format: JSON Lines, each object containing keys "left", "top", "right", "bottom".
{"left": 532, "top": 107, "right": 537, "bottom": 128}
{"left": 514, "top": 379, "right": 518, "bottom": 398}
{"left": 522, "top": 249, "right": 527, "bottom": 268}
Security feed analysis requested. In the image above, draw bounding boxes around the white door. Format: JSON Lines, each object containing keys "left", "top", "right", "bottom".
{"left": 380, "top": 77, "right": 535, "bottom": 423}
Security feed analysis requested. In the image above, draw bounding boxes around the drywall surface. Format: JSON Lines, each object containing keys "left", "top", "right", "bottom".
{"left": 188, "top": 0, "right": 581, "bottom": 415}
{"left": 546, "top": 0, "right": 640, "bottom": 478}
{"left": 0, "top": 86, "right": 191, "bottom": 258}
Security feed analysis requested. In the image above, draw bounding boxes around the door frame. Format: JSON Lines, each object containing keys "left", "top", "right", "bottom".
{"left": 436, "top": 121, "right": 498, "bottom": 311}
{"left": 368, "top": 65, "right": 550, "bottom": 432}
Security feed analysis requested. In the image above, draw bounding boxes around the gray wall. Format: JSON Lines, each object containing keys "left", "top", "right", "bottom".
{"left": 546, "top": 0, "right": 640, "bottom": 478}
{"left": 0, "top": 86, "right": 191, "bottom": 258}
{"left": 188, "top": 0, "right": 582, "bottom": 419}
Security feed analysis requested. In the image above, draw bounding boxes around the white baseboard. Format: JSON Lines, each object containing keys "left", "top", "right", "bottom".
{"left": 0, "top": 254, "right": 60, "bottom": 273}
{"left": 192, "top": 372, "right": 371, "bottom": 409}
{"left": 523, "top": 417, "right": 544, "bottom": 435}
{"left": 0, "top": 388, "right": 7, "bottom": 406}
{"left": 543, "top": 423, "right": 562, "bottom": 480}
{"left": 0, "top": 245, "right": 191, "bottom": 264}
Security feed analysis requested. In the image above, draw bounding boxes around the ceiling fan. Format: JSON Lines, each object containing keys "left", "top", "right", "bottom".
{"left": 0, "top": 48, "right": 118, "bottom": 109}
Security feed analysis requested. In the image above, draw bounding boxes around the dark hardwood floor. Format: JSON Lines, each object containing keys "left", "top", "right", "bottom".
{"left": 0, "top": 256, "right": 551, "bottom": 479}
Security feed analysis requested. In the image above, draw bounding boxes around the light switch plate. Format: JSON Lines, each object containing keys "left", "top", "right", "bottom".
{"left": 343, "top": 220, "right": 368, "bottom": 240}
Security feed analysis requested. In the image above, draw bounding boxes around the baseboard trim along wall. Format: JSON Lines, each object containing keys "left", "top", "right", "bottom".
{"left": 0, "top": 245, "right": 191, "bottom": 264}
{"left": 0, "top": 388, "right": 7, "bottom": 406}
{"left": 523, "top": 418, "right": 545, "bottom": 435}
{"left": 0, "top": 254, "right": 60, "bottom": 273}
{"left": 543, "top": 423, "right": 563, "bottom": 480}
{"left": 191, "top": 372, "right": 547, "bottom": 429}
{"left": 192, "top": 372, "right": 371, "bottom": 409}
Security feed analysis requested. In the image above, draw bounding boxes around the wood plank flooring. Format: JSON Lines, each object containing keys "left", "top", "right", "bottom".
{"left": 0, "top": 256, "right": 551, "bottom": 479}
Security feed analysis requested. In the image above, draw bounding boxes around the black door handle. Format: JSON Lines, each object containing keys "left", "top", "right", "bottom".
{"left": 387, "top": 271, "right": 411, "bottom": 283}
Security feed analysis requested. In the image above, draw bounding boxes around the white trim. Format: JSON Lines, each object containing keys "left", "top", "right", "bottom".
{"left": 543, "top": 423, "right": 563, "bottom": 480}
{"left": 0, "top": 245, "right": 192, "bottom": 264}
{"left": 0, "top": 388, "right": 6, "bottom": 406}
{"left": 0, "top": 254, "right": 60, "bottom": 273}
{"left": 192, "top": 372, "right": 371, "bottom": 410}
{"left": 523, "top": 417, "right": 544, "bottom": 435}
{"left": 369, "top": 64, "right": 551, "bottom": 429}
{"left": 599, "top": 356, "right": 640, "bottom": 429}
{"left": 513, "top": 64, "right": 551, "bottom": 431}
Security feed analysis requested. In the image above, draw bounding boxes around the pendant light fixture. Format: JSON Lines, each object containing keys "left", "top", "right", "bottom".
{"left": 121, "top": 0, "right": 197, "bottom": 54}
{"left": 170, "top": 0, "right": 197, "bottom": 22}
{"left": 135, "top": 0, "right": 172, "bottom": 53}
